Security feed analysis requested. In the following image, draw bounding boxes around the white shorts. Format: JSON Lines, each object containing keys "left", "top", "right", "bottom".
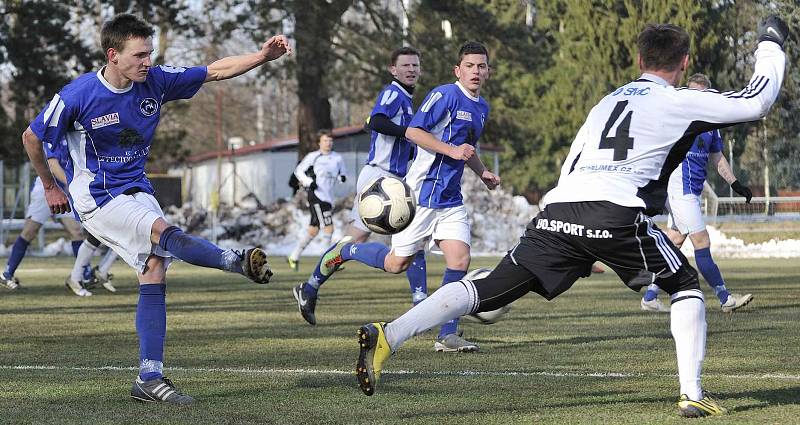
{"left": 666, "top": 193, "right": 706, "bottom": 235}
{"left": 81, "top": 192, "right": 171, "bottom": 273}
{"left": 391, "top": 205, "right": 470, "bottom": 257}
{"left": 349, "top": 165, "right": 398, "bottom": 233}
{"left": 26, "top": 180, "right": 72, "bottom": 224}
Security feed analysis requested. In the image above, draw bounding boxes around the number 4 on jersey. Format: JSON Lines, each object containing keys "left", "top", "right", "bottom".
{"left": 599, "top": 100, "right": 634, "bottom": 160}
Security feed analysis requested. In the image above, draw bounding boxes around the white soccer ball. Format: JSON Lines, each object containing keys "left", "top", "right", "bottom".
{"left": 358, "top": 176, "right": 416, "bottom": 235}
{"left": 461, "top": 267, "right": 513, "bottom": 325}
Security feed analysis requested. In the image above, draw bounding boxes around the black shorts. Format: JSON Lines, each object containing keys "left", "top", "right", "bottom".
{"left": 472, "top": 201, "right": 700, "bottom": 310}
{"left": 308, "top": 192, "right": 333, "bottom": 227}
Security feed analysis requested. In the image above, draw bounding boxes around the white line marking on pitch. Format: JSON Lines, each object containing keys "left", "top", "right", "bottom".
{"left": 1, "top": 365, "right": 799, "bottom": 381}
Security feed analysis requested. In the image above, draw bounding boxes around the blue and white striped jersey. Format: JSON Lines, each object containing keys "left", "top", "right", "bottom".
{"left": 366, "top": 81, "right": 415, "bottom": 177}
{"left": 405, "top": 82, "right": 490, "bottom": 209}
{"left": 668, "top": 130, "right": 723, "bottom": 196}
{"left": 30, "top": 65, "right": 207, "bottom": 215}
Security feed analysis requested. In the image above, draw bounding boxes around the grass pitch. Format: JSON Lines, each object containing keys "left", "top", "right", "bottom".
{"left": 1, "top": 256, "right": 798, "bottom": 424}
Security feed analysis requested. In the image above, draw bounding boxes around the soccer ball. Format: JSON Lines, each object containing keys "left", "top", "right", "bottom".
{"left": 358, "top": 176, "right": 416, "bottom": 235}
{"left": 461, "top": 267, "right": 513, "bottom": 325}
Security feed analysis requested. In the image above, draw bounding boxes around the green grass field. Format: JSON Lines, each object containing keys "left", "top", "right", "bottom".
{"left": 1, "top": 256, "right": 798, "bottom": 424}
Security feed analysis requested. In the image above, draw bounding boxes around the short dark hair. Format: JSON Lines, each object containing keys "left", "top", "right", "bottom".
{"left": 458, "top": 41, "right": 489, "bottom": 65}
{"left": 316, "top": 129, "right": 332, "bottom": 140}
{"left": 687, "top": 73, "right": 711, "bottom": 89}
{"left": 101, "top": 13, "right": 154, "bottom": 54}
{"left": 637, "top": 24, "right": 690, "bottom": 72}
{"left": 391, "top": 46, "right": 420, "bottom": 65}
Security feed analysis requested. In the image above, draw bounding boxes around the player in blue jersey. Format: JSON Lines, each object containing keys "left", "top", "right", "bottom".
{"left": 21, "top": 14, "right": 289, "bottom": 404}
{"left": 1, "top": 142, "right": 86, "bottom": 292}
{"left": 296, "top": 42, "right": 500, "bottom": 352}
{"left": 639, "top": 75, "right": 754, "bottom": 313}
{"left": 292, "top": 47, "right": 430, "bottom": 324}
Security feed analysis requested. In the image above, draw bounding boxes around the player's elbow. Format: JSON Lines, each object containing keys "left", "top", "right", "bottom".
{"left": 21, "top": 127, "right": 40, "bottom": 149}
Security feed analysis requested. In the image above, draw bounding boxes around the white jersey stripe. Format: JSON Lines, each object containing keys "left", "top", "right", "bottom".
{"left": 47, "top": 100, "right": 66, "bottom": 128}
{"left": 419, "top": 92, "right": 442, "bottom": 113}
{"left": 42, "top": 94, "right": 61, "bottom": 125}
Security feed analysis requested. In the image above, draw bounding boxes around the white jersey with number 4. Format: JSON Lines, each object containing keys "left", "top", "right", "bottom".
{"left": 543, "top": 41, "right": 785, "bottom": 213}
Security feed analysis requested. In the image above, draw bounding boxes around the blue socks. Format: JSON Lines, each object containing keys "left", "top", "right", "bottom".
{"left": 694, "top": 247, "right": 729, "bottom": 304}
{"left": 406, "top": 250, "right": 427, "bottom": 304}
{"left": 158, "top": 226, "right": 241, "bottom": 273}
{"left": 438, "top": 268, "right": 466, "bottom": 338}
{"left": 341, "top": 242, "right": 390, "bottom": 268}
{"left": 71, "top": 240, "right": 82, "bottom": 257}
{"left": 4, "top": 236, "right": 30, "bottom": 277}
{"left": 136, "top": 284, "right": 166, "bottom": 381}
{"left": 306, "top": 242, "right": 390, "bottom": 295}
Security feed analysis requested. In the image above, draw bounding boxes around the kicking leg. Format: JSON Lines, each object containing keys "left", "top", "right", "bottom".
{"left": 357, "top": 254, "right": 535, "bottom": 395}
{"left": 151, "top": 218, "right": 271, "bottom": 284}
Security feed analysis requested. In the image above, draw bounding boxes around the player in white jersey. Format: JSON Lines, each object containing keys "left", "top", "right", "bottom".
{"left": 352, "top": 18, "right": 788, "bottom": 417}
{"left": 22, "top": 14, "right": 289, "bottom": 404}
{"left": 639, "top": 74, "right": 754, "bottom": 314}
{"left": 299, "top": 42, "right": 500, "bottom": 353}
{"left": 292, "top": 47, "right": 430, "bottom": 325}
{"left": 287, "top": 130, "right": 347, "bottom": 268}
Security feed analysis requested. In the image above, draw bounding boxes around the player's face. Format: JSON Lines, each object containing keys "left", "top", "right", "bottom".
{"left": 390, "top": 54, "right": 420, "bottom": 87}
{"left": 112, "top": 36, "right": 154, "bottom": 83}
{"left": 319, "top": 135, "right": 334, "bottom": 153}
{"left": 454, "top": 54, "right": 489, "bottom": 96}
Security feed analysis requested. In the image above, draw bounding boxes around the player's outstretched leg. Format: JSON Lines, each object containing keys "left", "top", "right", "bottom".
{"left": 158, "top": 225, "right": 272, "bottom": 284}
{"left": 2, "top": 235, "right": 31, "bottom": 290}
{"left": 693, "top": 247, "right": 753, "bottom": 312}
{"left": 355, "top": 277, "right": 483, "bottom": 395}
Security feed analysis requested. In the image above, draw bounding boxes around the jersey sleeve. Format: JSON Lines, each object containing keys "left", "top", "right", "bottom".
{"left": 294, "top": 152, "right": 317, "bottom": 187}
{"left": 154, "top": 65, "right": 208, "bottom": 103}
{"left": 675, "top": 41, "right": 785, "bottom": 129}
{"left": 709, "top": 130, "right": 724, "bottom": 153}
{"left": 29, "top": 93, "right": 77, "bottom": 146}
{"left": 370, "top": 87, "right": 403, "bottom": 120}
{"left": 410, "top": 88, "right": 451, "bottom": 132}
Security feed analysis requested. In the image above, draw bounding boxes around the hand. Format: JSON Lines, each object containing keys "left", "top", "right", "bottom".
{"left": 339, "top": 175, "right": 347, "bottom": 183}
{"left": 447, "top": 144, "right": 475, "bottom": 161}
{"left": 480, "top": 170, "right": 501, "bottom": 190}
{"left": 757, "top": 15, "right": 790, "bottom": 48}
{"left": 44, "top": 185, "right": 71, "bottom": 215}
{"left": 731, "top": 180, "right": 753, "bottom": 203}
{"left": 261, "top": 35, "right": 292, "bottom": 61}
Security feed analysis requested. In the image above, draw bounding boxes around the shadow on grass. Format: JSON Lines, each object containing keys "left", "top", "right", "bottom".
{"left": 724, "top": 386, "right": 800, "bottom": 414}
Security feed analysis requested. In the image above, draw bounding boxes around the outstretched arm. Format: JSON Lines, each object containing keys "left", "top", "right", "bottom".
{"left": 205, "top": 35, "right": 292, "bottom": 83}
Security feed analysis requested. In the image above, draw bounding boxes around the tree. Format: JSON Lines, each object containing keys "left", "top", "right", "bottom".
{"left": 0, "top": 0, "right": 96, "bottom": 162}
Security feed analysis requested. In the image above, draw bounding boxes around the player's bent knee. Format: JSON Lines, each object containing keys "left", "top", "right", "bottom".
{"left": 384, "top": 255, "right": 411, "bottom": 274}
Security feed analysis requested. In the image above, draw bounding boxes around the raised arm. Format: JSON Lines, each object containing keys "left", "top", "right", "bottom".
{"left": 205, "top": 35, "right": 292, "bottom": 83}
{"left": 676, "top": 17, "right": 788, "bottom": 129}
{"left": 22, "top": 127, "right": 70, "bottom": 213}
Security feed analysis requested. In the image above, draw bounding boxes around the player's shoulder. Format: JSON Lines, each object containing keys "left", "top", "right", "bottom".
{"left": 58, "top": 71, "right": 101, "bottom": 102}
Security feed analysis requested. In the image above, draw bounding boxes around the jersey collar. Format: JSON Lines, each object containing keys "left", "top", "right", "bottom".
{"left": 390, "top": 80, "right": 414, "bottom": 97}
{"left": 455, "top": 81, "right": 480, "bottom": 102}
{"left": 97, "top": 67, "right": 134, "bottom": 94}
{"left": 637, "top": 73, "right": 670, "bottom": 87}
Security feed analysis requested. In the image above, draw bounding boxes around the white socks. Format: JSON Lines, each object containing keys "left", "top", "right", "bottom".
{"left": 98, "top": 248, "right": 118, "bottom": 276}
{"left": 290, "top": 232, "right": 315, "bottom": 261}
{"left": 71, "top": 241, "right": 98, "bottom": 282}
{"left": 385, "top": 279, "right": 479, "bottom": 351}
{"left": 670, "top": 289, "right": 706, "bottom": 401}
